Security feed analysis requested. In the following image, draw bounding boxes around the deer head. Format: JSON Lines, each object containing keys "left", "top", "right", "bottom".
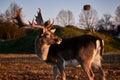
{"left": 13, "top": 8, "right": 62, "bottom": 44}
{"left": 32, "top": 19, "right": 62, "bottom": 45}
{"left": 31, "top": 8, "right": 62, "bottom": 45}
{"left": 13, "top": 8, "right": 62, "bottom": 61}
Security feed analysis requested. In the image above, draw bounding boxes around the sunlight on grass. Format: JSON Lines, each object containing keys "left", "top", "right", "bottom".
{"left": 0, "top": 26, "right": 120, "bottom": 53}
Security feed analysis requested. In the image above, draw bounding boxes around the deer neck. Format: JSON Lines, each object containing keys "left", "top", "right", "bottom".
{"left": 35, "top": 36, "right": 51, "bottom": 61}
{"left": 40, "top": 43, "right": 50, "bottom": 60}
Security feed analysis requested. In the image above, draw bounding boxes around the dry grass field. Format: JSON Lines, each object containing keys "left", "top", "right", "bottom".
{"left": 0, "top": 53, "right": 120, "bottom": 80}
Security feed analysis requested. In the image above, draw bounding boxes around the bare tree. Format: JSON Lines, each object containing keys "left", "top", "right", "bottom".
{"left": 97, "top": 14, "right": 112, "bottom": 30}
{"left": 115, "top": 5, "right": 120, "bottom": 22}
{"left": 0, "top": 11, "right": 9, "bottom": 22}
{"left": 5, "top": 2, "right": 20, "bottom": 22}
{"left": 103, "top": 14, "right": 112, "bottom": 23}
{"left": 79, "top": 8, "right": 98, "bottom": 31}
{"left": 56, "top": 9, "right": 75, "bottom": 26}
{"left": 103, "top": 14, "right": 112, "bottom": 30}
{"left": 0, "top": 13, "right": 5, "bottom": 22}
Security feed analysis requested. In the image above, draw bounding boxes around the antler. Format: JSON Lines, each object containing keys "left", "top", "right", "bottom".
{"left": 46, "top": 19, "right": 54, "bottom": 29}
{"left": 13, "top": 8, "right": 55, "bottom": 29}
{"left": 31, "top": 18, "right": 44, "bottom": 29}
{"left": 34, "top": 8, "right": 54, "bottom": 29}
{"left": 35, "top": 8, "right": 44, "bottom": 26}
{"left": 13, "top": 8, "right": 30, "bottom": 28}
{"left": 31, "top": 19, "right": 54, "bottom": 30}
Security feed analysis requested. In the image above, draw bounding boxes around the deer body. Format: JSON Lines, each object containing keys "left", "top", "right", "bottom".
{"left": 35, "top": 34, "right": 105, "bottom": 80}
{"left": 45, "top": 35, "right": 99, "bottom": 63}
{"left": 14, "top": 8, "right": 105, "bottom": 80}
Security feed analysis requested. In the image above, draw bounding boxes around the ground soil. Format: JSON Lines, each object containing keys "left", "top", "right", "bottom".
{"left": 0, "top": 54, "right": 120, "bottom": 80}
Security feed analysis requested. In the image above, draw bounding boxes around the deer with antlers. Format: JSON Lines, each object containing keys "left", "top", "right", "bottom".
{"left": 14, "top": 8, "right": 105, "bottom": 80}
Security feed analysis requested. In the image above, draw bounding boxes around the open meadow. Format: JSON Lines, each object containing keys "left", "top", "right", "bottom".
{"left": 0, "top": 24, "right": 120, "bottom": 80}
{"left": 0, "top": 53, "right": 120, "bottom": 80}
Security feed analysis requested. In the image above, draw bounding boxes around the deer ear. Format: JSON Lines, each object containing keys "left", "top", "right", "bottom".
{"left": 50, "top": 29, "right": 56, "bottom": 33}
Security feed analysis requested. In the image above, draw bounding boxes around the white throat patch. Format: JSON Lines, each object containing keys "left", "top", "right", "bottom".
{"left": 41, "top": 44, "right": 50, "bottom": 60}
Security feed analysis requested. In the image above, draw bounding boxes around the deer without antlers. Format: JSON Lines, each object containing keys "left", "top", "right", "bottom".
{"left": 14, "top": 8, "right": 105, "bottom": 80}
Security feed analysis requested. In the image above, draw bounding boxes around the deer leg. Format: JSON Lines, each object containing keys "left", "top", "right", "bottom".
{"left": 58, "top": 66, "right": 66, "bottom": 80}
{"left": 82, "top": 63, "right": 94, "bottom": 80}
{"left": 57, "top": 59, "right": 66, "bottom": 80}
{"left": 53, "top": 66, "right": 59, "bottom": 80}
{"left": 97, "top": 66, "right": 106, "bottom": 80}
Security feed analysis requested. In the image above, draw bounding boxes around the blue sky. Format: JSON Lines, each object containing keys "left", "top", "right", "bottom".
{"left": 0, "top": 0, "right": 120, "bottom": 24}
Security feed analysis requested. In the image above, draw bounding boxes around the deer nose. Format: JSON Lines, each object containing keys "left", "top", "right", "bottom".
{"left": 54, "top": 38, "right": 62, "bottom": 44}
{"left": 58, "top": 38, "right": 62, "bottom": 44}
{"left": 59, "top": 38, "right": 62, "bottom": 42}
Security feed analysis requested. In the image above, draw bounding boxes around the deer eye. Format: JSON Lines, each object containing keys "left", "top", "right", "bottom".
{"left": 44, "top": 33, "right": 50, "bottom": 37}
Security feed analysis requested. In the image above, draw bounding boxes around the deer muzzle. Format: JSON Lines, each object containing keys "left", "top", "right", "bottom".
{"left": 55, "top": 38, "right": 62, "bottom": 44}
